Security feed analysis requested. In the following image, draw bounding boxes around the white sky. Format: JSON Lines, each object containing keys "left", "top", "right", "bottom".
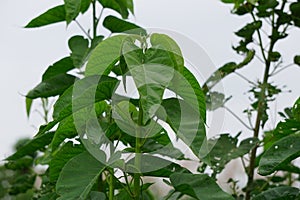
{"left": 0, "top": 0, "right": 299, "bottom": 171}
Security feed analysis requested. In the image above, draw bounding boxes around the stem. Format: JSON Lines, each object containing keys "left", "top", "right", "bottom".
{"left": 75, "top": 20, "right": 92, "bottom": 40}
{"left": 95, "top": 8, "right": 104, "bottom": 29}
{"left": 108, "top": 169, "right": 114, "bottom": 200}
{"left": 133, "top": 102, "right": 143, "bottom": 200}
{"left": 287, "top": 172, "right": 293, "bottom": 186}
{"left": 250, "top": 12, "right": 268, "bottom": 63}
{"left": 224, "top": 106, "right": 253, "bottom": 130}
{"left": 123, "top": 172, "right": 134, "bottom": 196}
{"left": 41, "top": 98, "right": 49, "bottom": 123}
{"left": 234, "top": 72, "right": 257, "bottom": 86}
{"left": 245, "top": 2, "right": 288, "bottom": 196}
{"left": 92, "top": 0, "right": 97, "bottom": 38}
{"left": 271, "top": 63, "right": 294, "bottom": 76}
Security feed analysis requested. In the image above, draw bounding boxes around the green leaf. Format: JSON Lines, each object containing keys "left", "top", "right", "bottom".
{"left": 51, "top": 101, "right": 108, "bottom": 150}
{"left": 27, "top": 74, "right": 76, "bottom": 99}
{"left": 199, "top": 134, "right": 259, "bottom": 173}
{"left": 182, "top": 68, "right": 207, "bottom": 121}
{"left": 25, "top": 97, "right": 33, "bottom": 118}
{"left": 294, "top": 55, "right": 300, "bottom": 66}
{"left": 140, "top": 130, "right": 184, "bottom": 159}
{"left": 235, "top": 21, "right": 262, "bottom": 40}
{"left": 53, "top": 75, "right": 118, "bottom": 121}
{"left": 49, "top": 142, "right": 85, "bottom": 182}
{"left": 80, "top": 0, "right": 91, "bottom": 14}
{"left": 122, "top": 38, "right": 176, "bottom": 123}
{"left": 293, "top": 97, "right": 300, "bottom": 121}
{"left": 150, "top": 33, "right": 184, "bottom": 69}
{"left": 51, "top": 116, "right": 78, "bottom": 151}
{"left": 158, "top": 98, "right": 206, "bottom": 158}
{"left": 269, "top": 51, "right": 281, "bottom": 62}
{"left": 64, "top": 0, "right": 81, "bottom": 24}
{"left": 25, "top": 5, "right": 66, "bottom": 28}
{"left": 56, "top": 152, "right": 106, "bottom": 200}
{"left": 263, "top": 119, "right": 300, "bottom": 150}
{"left": 89, "top": 192, "right": 106, "bottom": 200}
{"left": 42, "top": 57, "right": 75, "bottom": 81}
{"left": 113, "top": 101, "right": 163, "bottom": 138}
{"left": 126, "top": 155, "right": 189, "bottom": 176}
{"left": 203, "top": 50, "right": 255, "bottom": 93}
{"left": 151, "top": 34, "right": 197, "bottom": 116}
{"left": 206, "top": 91, "right": 229, "bottom": 111}
{"left": 257, "top": 0, "right": 279, "bottom": 11}
{"left": 103, "top": 15, "right": 146, "bottom": 35}
{"left": 5, "top": 156, "right": 33, "bottom": 170}
{"left": 6, "top": 132, "right": 55, "bottom": 160}
{"left": 91, "top": 35, "right": 104, "bottom": 49}
{"left": 258, "top": 132, "right": 300, "bottom": 176}
{"left": 85, "top": 35, "right": 128, "bottom": 76}
{"left": 253, "top": 186, "right": 300, "bottom": 200}
{"left": 98, "top": 0, "right": 133, "bottom": 19}
{"left": 233, "top": 3, "right": 254, "bottom": 16}
{"left": 221, "top": 0, "right": 234, "bottom": 3}
{"left": 68, "top": 36, "right": 90, "bottom": 68}
{"left": 290, "top": 2, "right": 300, "bottom": 27}
{"left": 35, "top": 120, "right": 58, "bottom": 137}
{"left": 170, "top": 172, "right": 234, "bottom": 200}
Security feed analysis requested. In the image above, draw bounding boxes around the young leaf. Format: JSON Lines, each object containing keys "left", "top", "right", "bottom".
{"left": 56, "top": 152, "right": 106, "bottom": 200}
{"left": 150, "top": 33, "right": 184, "bottom": 70}
{"left": 42, "top": 57, "right": 75, "bottom": 81}
{"left": 25, "top": 97, "right": 33, "bottom": 118}
{"left": 122, "top": 39, "right": 175, "bottom": 123}
{"left": 64, "top": 0, "right": 82, "bottom": 24}
{"left": 258, "top": 132, "right": 300, "bottom": 176}
{"left": 68, "top": 35, "right": 90, "bottom": 68}
{"left": 170, "top": 172, "right": 234, "bottom": 200}
{"left": 85, "top": 35, "right": 128, "bottom": 76}
{"left": 103, "top": 15, "right": 146, "bottom": 35}
{"left": 27, "top": 74, "right": 76, "bottom": 99}
{"left": 25, "top": 5, "right": 66, "bottom": 28}
{"left": 252, "top": 186, "right": 300, "bottom": 200}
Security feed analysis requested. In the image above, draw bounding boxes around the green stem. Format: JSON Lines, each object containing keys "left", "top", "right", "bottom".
{"left": 108, "top": 169, "right": 114, "bottom": 200}
{"left": 92, "top": 0, "right": 97, "bottom": 38}
{"left": 223, "top": 106, "right": 253, "bottom": 130}
{"left": 75, "top": 20, "right": 92, "bottom": 40}
{"left": 41, "top": 98, "right": 49, "bottom": 123}
{"left": 133, "top": 102, "right": 143, "bottom": 200}
{"left": 245, "top": 2, "right": 288, "bottom": 197}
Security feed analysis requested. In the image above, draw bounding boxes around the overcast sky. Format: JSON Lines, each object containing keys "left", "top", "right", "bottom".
{"left": 0, "top": 0, "right": 299, "bottom": 170}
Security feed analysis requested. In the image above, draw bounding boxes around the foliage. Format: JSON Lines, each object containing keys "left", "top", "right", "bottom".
{"left": 4, "top": 0, "right": 300, "bottom": 199}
